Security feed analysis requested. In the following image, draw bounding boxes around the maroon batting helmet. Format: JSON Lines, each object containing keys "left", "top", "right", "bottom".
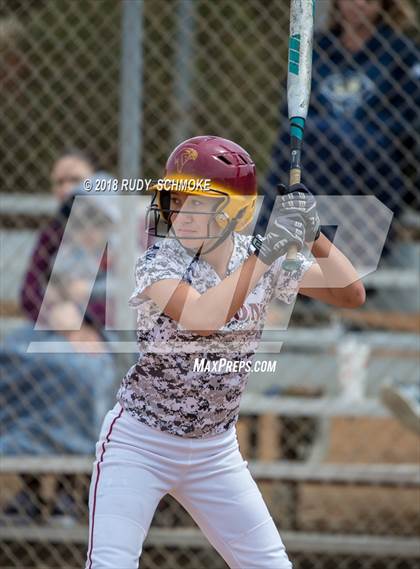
{"left": 147, "top": 136, "right": 257, "bottom": 241}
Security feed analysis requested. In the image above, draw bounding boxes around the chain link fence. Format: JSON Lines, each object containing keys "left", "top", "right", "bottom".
{"left": 1, "top": 0, "right": 419, "bottom": 568}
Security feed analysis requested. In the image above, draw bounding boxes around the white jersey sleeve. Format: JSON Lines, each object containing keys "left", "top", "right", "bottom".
{"left": 128, "top": 240, "right": 193, "bottom": 309}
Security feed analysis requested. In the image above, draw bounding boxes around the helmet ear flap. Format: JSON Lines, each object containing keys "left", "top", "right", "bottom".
{"left": 222, "top": 195, "right": 257, "bottom": 232}
{"left": 211, "top": 195, "right": 230, "bottom": 229}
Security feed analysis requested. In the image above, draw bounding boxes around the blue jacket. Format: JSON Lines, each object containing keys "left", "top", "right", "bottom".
{"left": 262, "top": 25, "right": 419, "bottom": 245}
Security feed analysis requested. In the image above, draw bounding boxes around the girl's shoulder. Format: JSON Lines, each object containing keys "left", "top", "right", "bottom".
{"left": 129, "top": 239, "right": 193, "bottom": 308}
{"left": 134, "top": 238, "right": 195, "bottom": 285}
{"left": 143, "top": 241, "right": 162, "bottom": 262}
{"left": 141, "top": 238, "right": 189, "bottom": 263}
{"left": 137, "top": 233, "right": 252, "bottom": 280}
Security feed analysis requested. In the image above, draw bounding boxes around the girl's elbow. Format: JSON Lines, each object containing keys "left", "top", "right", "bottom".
{"left": 345, "top": 283, "right": 366, "bottom": 308}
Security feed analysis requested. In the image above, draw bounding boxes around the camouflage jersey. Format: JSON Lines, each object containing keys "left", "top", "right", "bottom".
{"left": 117, "top": 233, "right": 312, "bottom": 438}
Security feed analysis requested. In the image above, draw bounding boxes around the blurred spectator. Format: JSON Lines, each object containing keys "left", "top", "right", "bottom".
{"left": 260, "top": 0, "right": 419, "bottom": 262}
{"left": 21, "top": 149, "right": 94, "bottom": 325}
{"left": 50, "top": 149, "right": 94, "bottom": 203}
{"left": 2, "top": 168, "right": 120, "bottom": 524}
{"left": 35, "top": 176, "right": 120, "bottom": 333}
{"left": 21, "top": 163, "right": 116, "bottom": 334}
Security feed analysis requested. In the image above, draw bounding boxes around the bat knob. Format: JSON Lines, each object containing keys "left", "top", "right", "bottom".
{"left": 282, "top": 242, "right": 302, "bottom": 272}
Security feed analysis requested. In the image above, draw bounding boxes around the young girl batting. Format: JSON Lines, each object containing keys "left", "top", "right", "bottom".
{"left": 86, "top": 135, "right": 365, "bottom": 568}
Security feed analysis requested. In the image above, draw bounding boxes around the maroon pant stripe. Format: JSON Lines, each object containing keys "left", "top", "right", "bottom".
{"left": 87, "top": 406, "right": 124, "bottom": 569}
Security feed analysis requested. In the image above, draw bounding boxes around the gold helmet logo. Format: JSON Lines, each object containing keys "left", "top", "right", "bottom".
{"left": 175, "top": 148, "right": 198, "bottom": 173}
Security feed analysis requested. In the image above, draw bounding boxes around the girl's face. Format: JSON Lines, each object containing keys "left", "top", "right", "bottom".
{"left": 337, "top": 0, "right": 381, "bottom": 27}
{"left": 169, "top": 192, "right": 222, "bottom": 249}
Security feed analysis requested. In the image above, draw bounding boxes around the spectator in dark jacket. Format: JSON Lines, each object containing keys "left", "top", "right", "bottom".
{"left": 20, "top": 162, "right": 118, "bottom": 333}
{"left": 20, "top": 150, "right": 97, "bottom": 326}
{"left": 261, "top": 0, "right": 419, "bottom": 263}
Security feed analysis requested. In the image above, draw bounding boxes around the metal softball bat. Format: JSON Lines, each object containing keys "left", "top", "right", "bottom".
{"left": 283, "top": 0, "right": 315, "bottom": 272}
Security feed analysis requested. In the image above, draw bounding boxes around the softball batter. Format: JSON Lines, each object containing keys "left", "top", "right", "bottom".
{"left": 86, "top": 136, "right": 365, "bottom": 568}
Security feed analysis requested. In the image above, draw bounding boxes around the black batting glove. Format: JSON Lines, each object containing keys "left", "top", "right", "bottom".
{"left": 251, "top": 213, "right": 305, "bottom": 266}
{"left": 277, "top": 183, "right": 321, "bottom": 242}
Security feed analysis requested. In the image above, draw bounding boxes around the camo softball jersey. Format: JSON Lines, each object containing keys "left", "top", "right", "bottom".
{"left": 117, "top": 232, "right": 312, "bottom": 437}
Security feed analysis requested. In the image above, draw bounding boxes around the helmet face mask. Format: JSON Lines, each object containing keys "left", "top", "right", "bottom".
{"left": 146, "top": 136, "right": 257, "bottom": 249}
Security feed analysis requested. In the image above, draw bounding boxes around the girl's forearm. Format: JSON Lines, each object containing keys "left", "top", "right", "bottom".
{"left": 309, "top": 234, "right": 365, "bottom": 305}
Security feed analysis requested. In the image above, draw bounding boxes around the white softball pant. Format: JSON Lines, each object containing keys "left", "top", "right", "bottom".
{"left": 85, "top": 403, "right": 292, "bottom": 569}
